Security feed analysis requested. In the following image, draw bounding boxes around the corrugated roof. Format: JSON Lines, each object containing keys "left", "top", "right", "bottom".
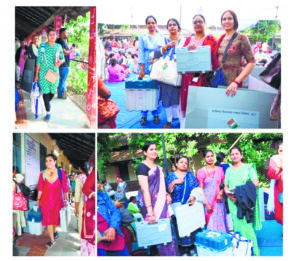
{"left": 15, "top": 6, "right": 91, "bottom": 40}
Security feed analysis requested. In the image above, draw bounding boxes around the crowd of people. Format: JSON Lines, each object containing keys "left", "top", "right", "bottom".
{"left": 12, "top": 155, "right": 96, "bottom": 256}
{"left": 15, "top": 28, "right": 78, "bottom": 121}
{"left": 97, "top": 140, "right": 283, "bottom": 256}
{"left": 100, "top": 10, "right": 264, "bottom": 128}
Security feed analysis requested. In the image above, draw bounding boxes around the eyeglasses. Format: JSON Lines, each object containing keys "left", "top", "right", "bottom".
{"left": 193, "top": 20, "right": 204, "bottom": 25}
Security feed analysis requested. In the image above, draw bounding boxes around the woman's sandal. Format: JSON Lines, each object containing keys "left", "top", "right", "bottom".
{"left": 141, "top": 117, "right": 147, "bottom": 126}
{"left": 163, "top": 121, "right": 172, "bottom": 128}
{"left": 54, "top": 231, "right": 59, "bottom": 240}
{"left": 46, "top": 241, "right": 55, "bottom": 248}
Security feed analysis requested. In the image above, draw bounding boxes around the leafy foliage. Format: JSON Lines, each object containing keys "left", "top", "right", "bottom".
{"left": 63, "top": 12, "right": 90, "bottom": 94}
{"left": 243, "top": 20, "right": 281, "bottom": 43}
{"left": 98, "top": 133, "right": 282, "bottom": 187}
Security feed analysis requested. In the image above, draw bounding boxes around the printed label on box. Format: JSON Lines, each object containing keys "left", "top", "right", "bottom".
{"left": 208, "top": 108, "right": 259, "bottom": 129}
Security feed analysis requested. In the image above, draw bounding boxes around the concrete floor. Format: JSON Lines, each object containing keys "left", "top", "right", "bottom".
{"left": 14, "top": 204, "right": 82, "bottom": 256}
{"left": 17, "top": 90, "right": 90, "bottom": 130}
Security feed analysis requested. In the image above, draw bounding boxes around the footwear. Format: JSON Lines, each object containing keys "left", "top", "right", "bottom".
{"left": 44, "top": 114, "right": 51, "bottom": 121}
{"left": 46, "top": 241, "right": 55, "bottom": 248}
{"left": 141, "top": 117, "right": 147, "bottom": 126}
{"left": 163, "top": 121, "right": 172, "bottom": 128}
{"left": 154, "top": 116, "right": 160, "bottom": 124}
{"left": 54, "top": 231, "right": 59, "bottom": 240}
{"left": 62, "top": 90, "right": 67, "bottom": 99}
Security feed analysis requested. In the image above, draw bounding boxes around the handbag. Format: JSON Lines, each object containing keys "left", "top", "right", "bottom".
{"left": 150, "top": 40, "right": 182, "bottom": 86}
{"left": 259, "top": 52, "right": 281, "bottom": 89}
{"left": 13, "top": 179, "right": 31, "bottom": 199}
{"left": 42, "top": 44, "right": 59, "bottom": 84}
{"left": 13, "top": 184, "right": 28, "bottom": 211}
{"left": 211, "top": 32, "right": 238, "bottom": 87}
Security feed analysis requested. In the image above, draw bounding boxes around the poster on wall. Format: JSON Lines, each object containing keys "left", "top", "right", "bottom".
{"left": 25, "top": 134, "right": 40, "bottom": 186}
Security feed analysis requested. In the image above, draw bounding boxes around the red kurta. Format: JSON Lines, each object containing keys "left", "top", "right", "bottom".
{"left": 37, "top": 169, "right": 68, "bottom": 226}
{"left": 267, "top": 156, "right": 283, "bottom": 225}
{"left": 81, "top": 170, "right": 96, "bottom": 244}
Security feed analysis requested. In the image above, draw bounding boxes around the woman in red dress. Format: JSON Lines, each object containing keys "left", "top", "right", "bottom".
{"left": 37, "top": 154, "right": 68, "bottom": 248}
{"left": 81, "top": 165, "right": 96, "bottom": 255}
{"left": 267, "top": 142, "right": 283, "bottom": 225}
{"left": 180, "top": 14, "right": 218, "bottom": 128}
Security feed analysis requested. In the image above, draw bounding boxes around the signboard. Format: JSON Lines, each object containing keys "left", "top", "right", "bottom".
{"left": 186, "top": 86, "right": 279, "bottom": 129}
{"left": 24, "top": 134, "right": 40, "bottom": 186}
{"left": 55, "top": 16, "right": 62, "bottom": 36}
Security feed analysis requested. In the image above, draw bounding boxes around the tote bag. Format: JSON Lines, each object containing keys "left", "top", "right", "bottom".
{"left": 150, "top": 44, "right": 182, "bottom": 86}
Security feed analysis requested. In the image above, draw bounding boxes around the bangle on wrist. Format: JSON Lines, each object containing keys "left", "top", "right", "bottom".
{"left": 233, "top": 80, "right": 239, "bottom": 85}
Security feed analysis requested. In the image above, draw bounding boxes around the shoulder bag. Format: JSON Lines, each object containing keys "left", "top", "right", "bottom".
{"left": 210, "top": 32, "right": 238, "bottom": 87}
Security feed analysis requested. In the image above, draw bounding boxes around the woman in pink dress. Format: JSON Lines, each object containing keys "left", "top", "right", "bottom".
{"left": 197, "top": 150, "right": 228, "bottom": 233}
{"left": 107, "top": 58, "right": 125, "bottom": 83}
{"left": 37, "top": 154, "right": 68, "bottom": 248}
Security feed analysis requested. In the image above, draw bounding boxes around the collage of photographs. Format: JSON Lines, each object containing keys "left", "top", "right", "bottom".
{"left": 11, "top": 0, "right": 285, "bottom": 258}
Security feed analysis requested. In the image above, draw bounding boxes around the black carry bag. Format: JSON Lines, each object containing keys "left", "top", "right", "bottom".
{"left": 259, "top": 52, "right": 281, "bottom": 90}
{"left": 21, "top": 59, "right": 35, "bottom": 93}
{"left": 13, "top": 179, "right": 31, "bottom": 198}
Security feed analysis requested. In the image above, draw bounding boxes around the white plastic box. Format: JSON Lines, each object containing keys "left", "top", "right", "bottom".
{"left": 125, "top": 89, "right": 158, "bottom": 111}
{"left": 195, "top": 243, "right": 233, "bottom": 256}
{"left": 27, "top": 221, "right": 43, "bottom": 236}
{"left": 173, "top": 203, "right": 206, "bottom": 237}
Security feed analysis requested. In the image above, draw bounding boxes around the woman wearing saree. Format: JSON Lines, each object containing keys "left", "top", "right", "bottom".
{"left": 197, "top": 150, "right": 228, "bottom": 233}
{"left": 81, "top": 166, "right": 96, "bottom": 256}
{"left": 37, "top": 154, "right": 68, "bottom": 248}
{"left": 166, "top": 156, "right": 201, "bottom": 256}
{"left": 180, "top": 14, "right": 218, "bottom": 128}
{"left": 136, "top": 141, "right": 177, "bottom": 256}
{"left": 267, "top": 142, "right": 283, "bottom": 225}
{"left": 224, "top": 146, "right": 260, "bottom": 256}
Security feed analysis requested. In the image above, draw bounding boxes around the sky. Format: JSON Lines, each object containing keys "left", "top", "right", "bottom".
{"left": 98, "top": 0, "right": 280, "bottom": 30}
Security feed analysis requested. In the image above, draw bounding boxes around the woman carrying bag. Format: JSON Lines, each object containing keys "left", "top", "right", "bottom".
{"left": 152, "top": 18, "right": 185, "bottom": 128}
{"left": 37, "top": 154, "right": 68, "bottom": 248}
{"left": 215, "top": 10, "right": 255, "bottom": 96}
{"left": 34, "top": 29, "right": 65, "bottom": 121}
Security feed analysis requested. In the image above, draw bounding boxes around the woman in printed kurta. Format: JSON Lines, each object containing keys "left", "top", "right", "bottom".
{"left": 154, "top": 18, "right": 185, "bottom": 128}
{"left": 216, "top": 10, "right": 255, "bottom": 96}
{"left": 74, "top": 165, "right": 88, "bottom": 235}
{"left": 37, "top": 154, "right": 68, "bottom": 248}
{"left": 267, "top": 142, "right": 283, "bottom": 225}
{"left": 180, "top": 14, "right": 218, "bottom": 128}
{"left": 166, "top": 156, "right": 200, "bottom": 255}
{"left": 224, "top": 147, "right": 260, "bottom": 256}
{"left": 34, "top": 29, "right": 65, "bottom": 121}
{"left": 138, "top": 16, "right": 165, "bottom": 126}
{"left": 197, "top": 150, "right": 228, "bottom": 233}
{"left": 136, "top": 141, "right": 177, "bottom": 256}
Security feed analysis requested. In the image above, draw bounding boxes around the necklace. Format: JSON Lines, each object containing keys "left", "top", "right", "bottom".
{"left": 205, "top": 165, "right": 215, "bottom": 174}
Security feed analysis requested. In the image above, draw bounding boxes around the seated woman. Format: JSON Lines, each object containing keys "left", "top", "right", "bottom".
{"left": 107, "top": 58, "right": 125, "bottom": 82}
{"left": 127, "top": 196, "right": 143, "bottom": 221}
{"left": 166, "top": 156, "right": 203, "bottom": 256}
{"left": 97, "top": 190, "right": 129, "bottom": 256}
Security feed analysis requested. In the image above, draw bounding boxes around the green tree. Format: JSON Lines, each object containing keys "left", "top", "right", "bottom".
{"left": 243, "top": 20, "right": 281, "bottom": 43}
{"left": 63, "top": 12, "right": 90, "bottom": 94}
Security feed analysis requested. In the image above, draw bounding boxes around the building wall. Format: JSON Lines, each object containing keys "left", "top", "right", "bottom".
{"left": 18, "top": 133, "right": 73, "bottom": 185}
